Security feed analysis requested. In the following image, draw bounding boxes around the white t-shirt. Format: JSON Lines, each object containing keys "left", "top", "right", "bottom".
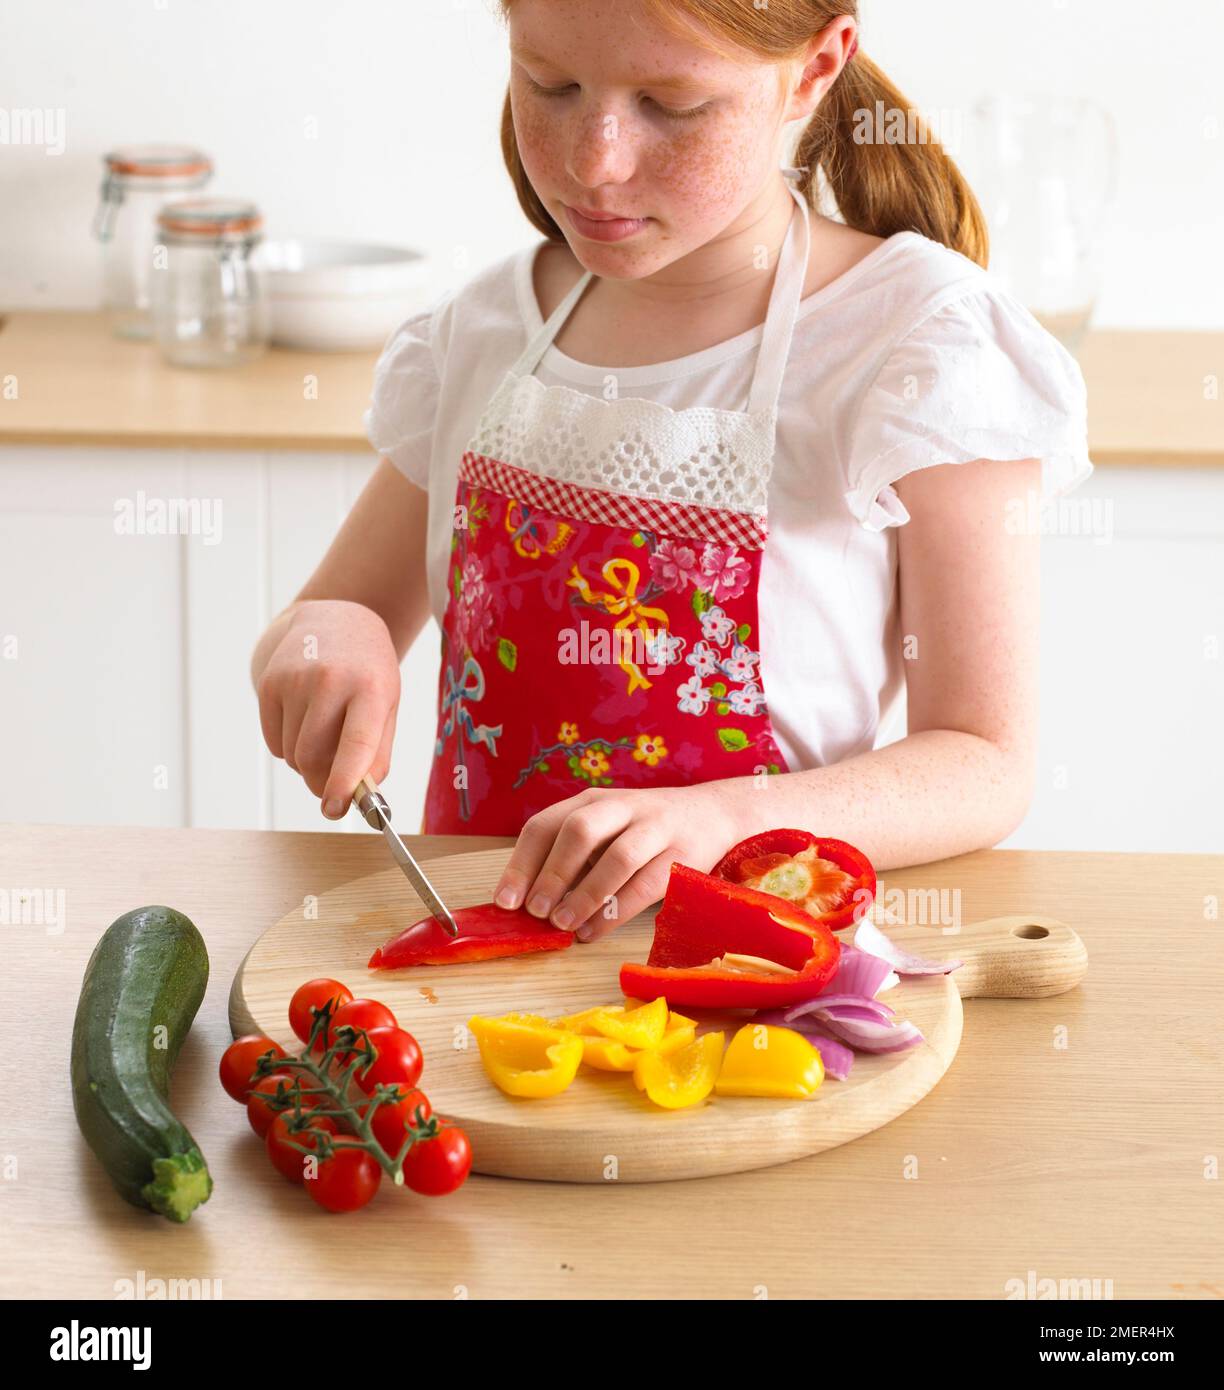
{"left": 364, "top": 229, "right": 1093, "bottom": 775}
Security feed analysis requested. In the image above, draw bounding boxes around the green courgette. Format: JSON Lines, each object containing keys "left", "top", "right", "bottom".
{"left": 70, "top": 905, "right": 213, "bottom": 1222}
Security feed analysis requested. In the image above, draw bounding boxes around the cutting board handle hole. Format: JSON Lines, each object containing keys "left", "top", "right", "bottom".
{"left": 1012, "top": 924, "right": 1050, "bottom": 940}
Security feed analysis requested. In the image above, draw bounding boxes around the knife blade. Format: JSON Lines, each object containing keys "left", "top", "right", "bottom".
{"left": 352, "top": 776, "right": 459, "bottom": 937}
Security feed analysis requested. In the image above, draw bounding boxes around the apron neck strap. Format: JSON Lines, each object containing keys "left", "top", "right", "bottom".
{"left": 515, "top": 171, "right": 812, "bottom": 415}
{"left": 516, "top": 257, "right": 595, "bottom": 377}
{"left": 747, "top": 175, "right": 810, "bottom": 416}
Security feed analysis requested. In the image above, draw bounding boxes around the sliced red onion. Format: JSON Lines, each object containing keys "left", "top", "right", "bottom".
{"left": 749, "top": 929, "right": 935, "bottom": 1060}
{"left": 826, "top": 942, "right": 894, "bottom": 1000}
{"left": 750, "top": 1009, "right": 793, "bottom": 1028}
{"left": 784, "top": 993, "right": 895, "bottom": 1021}
{"left": 810, "top": 1001, "right": 896, "bottom": 1024}
{"left": 750, "top": 1011, "right": 856, "bottom": 1079}
{"left": 817, "top": 1013, "right": 925, "bottom": 1054}
{"left": 770, "top": 994, "right": 925, "bottom": 1053}
{"left": 853, "top": 919, "right": 963, "bottom": 976}
{"left": 803, "top": 1033, "right": 855, "bottom": 1080}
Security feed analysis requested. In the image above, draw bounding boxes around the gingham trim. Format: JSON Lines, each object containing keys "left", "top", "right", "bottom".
{"left": 459, "top": 452, "right": 768, "bottom": 550}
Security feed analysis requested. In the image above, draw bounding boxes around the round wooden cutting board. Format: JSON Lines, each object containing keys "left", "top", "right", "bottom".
{"left": 230, "top": 848, "right": 1087, "bottom": 1183}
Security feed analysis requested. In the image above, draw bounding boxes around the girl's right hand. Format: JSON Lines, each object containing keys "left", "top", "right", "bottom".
{"left": 255, "top": 598, "right": 402, "bottom": 820}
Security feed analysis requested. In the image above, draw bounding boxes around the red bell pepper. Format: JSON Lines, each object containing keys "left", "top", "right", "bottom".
{"left": 618, "top": 862, "right": 840, "bottom": 1009}
{"left": 710, "top": 830, "right": 875, "bottom": 931}
{"left": 368, "top": 903, "right": 574, "bottom": 969}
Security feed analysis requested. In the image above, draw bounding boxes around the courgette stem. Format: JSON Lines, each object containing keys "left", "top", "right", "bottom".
{"left": 141, "top": 1149, "right": 213, "bottom": 1223}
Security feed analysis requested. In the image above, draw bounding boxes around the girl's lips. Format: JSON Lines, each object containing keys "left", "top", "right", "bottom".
{"left": 563, "top": 203, "right": 651, "bottom": 242}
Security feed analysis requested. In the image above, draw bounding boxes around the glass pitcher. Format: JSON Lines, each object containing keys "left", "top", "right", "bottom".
{"left": 92, "top": 145, "right": 213, "bottom": 340}
{"left": 965, "top": 94, "right": 1118, "bottom": 355}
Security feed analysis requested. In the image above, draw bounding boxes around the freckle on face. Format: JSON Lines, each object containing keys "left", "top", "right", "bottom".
{"left": 646, "top": 85, "right": 779, "bottom": 223}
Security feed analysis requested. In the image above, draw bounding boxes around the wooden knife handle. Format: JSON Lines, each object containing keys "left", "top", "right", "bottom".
{"left": 353, "top": 776, "right": 390, "bottom": 830}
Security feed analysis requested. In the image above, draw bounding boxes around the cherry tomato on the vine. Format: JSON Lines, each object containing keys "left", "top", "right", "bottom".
{"left": 266, "top": 1111, "right": 335, "bottom": 1184}
{"left": 305, "top": 1145, "right": 382, "bottom": 1213}
{"left": 356, "top": 1027, "right": 423, "bottom": 1094}
{"left": 328, "top": 999, "right": 398, "bottom": 1063}
{"left": 289, "top": 977, "right": 354, "bottom": 1045}
{"left": 401, "top": 1124, "right": 472, "bottom": 1196}
{"left": 246, "top": 1072, "right": 306, "bottom": 1139}
{"left": 219, "top": 1035, "right": 287, "bottom": 1103}
{"left": 367, "top": 1089, "right": 432, "bottom": 1159}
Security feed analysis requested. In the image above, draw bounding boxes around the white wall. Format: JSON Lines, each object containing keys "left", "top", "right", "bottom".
{"left": 1, "top": 0, "right": 1222, "bottom": 327}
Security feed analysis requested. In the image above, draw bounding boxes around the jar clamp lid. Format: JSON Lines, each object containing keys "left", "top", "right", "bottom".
{"left": 93, "top": 144, "right": 213, "bottom": 242}
{"left": 103, "top": 144, "right": 213, "bottom": 179}
{"left": 156, "top": 198, "right": 264, "bottom": 245}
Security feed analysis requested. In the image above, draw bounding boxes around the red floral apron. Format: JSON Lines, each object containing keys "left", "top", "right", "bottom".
{"left": 424, "top": 175, "right": 812, "bottom": 835}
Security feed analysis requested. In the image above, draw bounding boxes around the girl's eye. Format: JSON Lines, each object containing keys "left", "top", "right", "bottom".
{"left": 650, "top": 99, "right": 711, "bottom": 122}
{"left": 525, "top": 77, "right": 577, "bottom": 98}
{"left": 524, "top": 77, "right": 710, "bottom": 121}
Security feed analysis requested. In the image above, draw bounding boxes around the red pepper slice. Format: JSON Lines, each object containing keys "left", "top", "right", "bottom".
{"left": 619, "top": 953, "right": 839, "bottom": 1010}
{"left": 711, "top": 830, "right": 876, "bottom": 932}
{"left": 617, "top": 862, "right": 840, "bottom": 1009}
{"left": 368, "top": 903, "right": 574, "bottom": 969}
{"left": 647, "top": 863, "right": 833, "bottom": 970}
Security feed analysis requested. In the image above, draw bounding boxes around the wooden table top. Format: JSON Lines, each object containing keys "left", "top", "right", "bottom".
{"left": 2, "top": 822, "right": 1220, "bottom": 1300}
{"left": 0, "top": 311, "right": 381, "bottom": 452}
{"left": 0, "top": 311, "right": 1221, "bottom": 465}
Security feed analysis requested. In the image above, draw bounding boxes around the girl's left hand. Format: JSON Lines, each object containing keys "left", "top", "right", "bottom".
{"left": 490, "top": 782, "right": 750, "bottom": 942}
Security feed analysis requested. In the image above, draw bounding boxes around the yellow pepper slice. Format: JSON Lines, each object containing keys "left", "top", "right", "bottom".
{"left": 495, "top": 1012, "right": 558, "bottom": 1030}
{"left": 655, "top": 1017, "right": 697, "bottom": 1055}
{"left": 714, "top": 1024, "right": 825, "bottom": 1099}
{"left": 558, "top": 1003, "right": 695, "bottom": 1071}
{"left": 586, "top": 996, "right": 668, "bottom": 1049}
{"left": 551, "top": 1006, "right": 608, "bottom": 1035}
{"left": 562, "top": 1000, "right": 691, "bottom": 1039}
{"left": 469, "top": 1016, "right": 584, "bottom": 1098}
{"left": 633, "top": 1031, "right": 725, "bottom": 1109}
{"left": 624, "top": 998, "right": 696, "bottom": 1027}
{"left": 630, "top": 1014, "right": 698, "bottom": 1087}
{"left": 579, "top": 1035, "right": 639, "bottom": 1072}
{"left": 627, "top": 1001, "right": 695, "bottom": 1050}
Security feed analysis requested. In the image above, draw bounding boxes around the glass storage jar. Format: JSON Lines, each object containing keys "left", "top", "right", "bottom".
{"left": 150, "top": 198, "right": 269, "bottom": 369}
{"left": 92, "top": 145, "right": 213, "bottom": 340}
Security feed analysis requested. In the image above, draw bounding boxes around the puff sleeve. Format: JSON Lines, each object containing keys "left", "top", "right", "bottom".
{"left": 362, "top": 295, "right": 447, "bottom": 490}
{"left": 843, "top": 286, "right": 1094, "bottom": 531}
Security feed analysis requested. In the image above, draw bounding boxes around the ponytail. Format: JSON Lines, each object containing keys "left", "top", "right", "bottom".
{"left": 795, "top": 47, "right": 989, "bottom": 266}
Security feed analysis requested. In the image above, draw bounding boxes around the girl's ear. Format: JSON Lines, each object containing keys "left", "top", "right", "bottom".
{"left": 783, "top": 18, "right": 858, "bottom": 124}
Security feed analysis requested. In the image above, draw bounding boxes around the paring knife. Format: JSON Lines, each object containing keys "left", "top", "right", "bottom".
{"left": 351, "top": 776, "right": 459, "bottom": 937}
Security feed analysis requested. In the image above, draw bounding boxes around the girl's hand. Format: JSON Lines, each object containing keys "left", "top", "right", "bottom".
{"left": 255, "top": 599, "right": 401, "bottom": 819}
{"left": 491, "top": 783, "right": 750, "bottom": 942}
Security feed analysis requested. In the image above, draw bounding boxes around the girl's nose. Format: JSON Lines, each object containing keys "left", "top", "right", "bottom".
{"left": 566, "top": 104, "right": 639, "bottom": 189}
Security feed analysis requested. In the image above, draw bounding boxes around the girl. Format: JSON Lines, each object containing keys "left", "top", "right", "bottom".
{"left": 251, "top": 0, "right": 1093, "bottom": 943}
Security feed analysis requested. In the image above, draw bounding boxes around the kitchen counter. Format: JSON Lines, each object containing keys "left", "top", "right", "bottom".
{"left": 3, "top": 822, "right": 1219, "bottom": 1300}
{"left": 0, "top": 311, "right": 380, "bottom": 452}
{"left": 0, "top": 310, "right": 1221, "bottom": 464}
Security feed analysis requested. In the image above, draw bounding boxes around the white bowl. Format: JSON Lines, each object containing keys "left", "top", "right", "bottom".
{"left": 256, "top": 239, "right": 434, "bottom": 352}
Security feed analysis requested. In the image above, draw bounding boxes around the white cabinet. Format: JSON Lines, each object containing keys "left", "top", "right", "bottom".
{"left": 1, "top": 446, "right": 1219, "bottom": 851}
{"left": 2, "top": 450, "right": 190, "bottom": 828}
{"left": 0, "top": 445, "right": 439, "bottom": 835}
